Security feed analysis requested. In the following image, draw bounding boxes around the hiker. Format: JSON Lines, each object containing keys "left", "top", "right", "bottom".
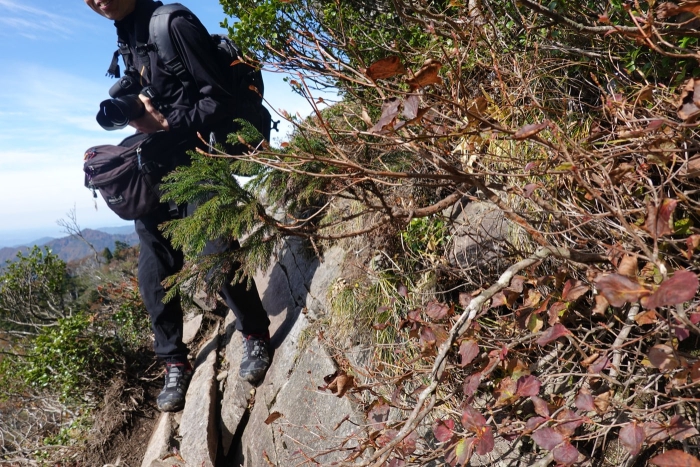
{"left": 84, "top": 0, "right": 272, "bottom": 412}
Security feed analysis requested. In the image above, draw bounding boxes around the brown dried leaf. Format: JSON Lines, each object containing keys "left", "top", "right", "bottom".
{"left": 494, "top": 377, "right": 518, "bottom": 407}
{"left": 366, "top": 56, "right": 406, "bottom": 80}
{"left": 516, "top": 375, "right": 542, "bottom": 397}
{"left": 407, "top": 59, "right": 443, "bottom": 90}
{"left": 645, "top": 420, "right": 670, "bottom": 443}
{"left": 264, "top": 411, "right": 284, "bottom": 425}
{"left": 425, "top": 301, "right": 450, "bottom": 320}
{"left": 635, "top": 310, "right": 659, "bottom": 325}
{"left": 594, "top": 390, "right": 613, "bottom": 415}
{"left": 592, "top": 294, "right": 610, "bottom": 316}
{"left": 402, "top": 95, "right": 420, "bottom": 121}
{"left": 531, "top": 395, "right": 551, "bottom": 418}
{"left": 617, "top": 255, "right": 638, "bottom": 277}
{"left": 575, "top": 390, "right": 595, "bottom": 412}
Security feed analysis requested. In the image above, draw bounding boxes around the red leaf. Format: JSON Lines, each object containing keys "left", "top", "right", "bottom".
{"left": 596, "top": 274, "right": 650, "bottom": 307}
{"left": 562, "top": 279, "right": 590, "bottom": 302}
{"left": 367, "top": 400, "right": 390, "bottom": 428}
{"left": 644, "top": 420, "right": 670, "bottom": 443}
{"left": 420, "top": 326, "right": 437, "bottom": 350}
{"left": 555, "top": 409, "right": 583, "bottom": 436}
{"left": 650, "top": 450, "right": 700, "bottom": 467}
{"left": 619, "top": 422, "right": 645, "bottom": 456}
{"left": 536, "top": 324, "right": 571, "bottom": 346}
{"left": 531, "top": 395, "right": 551, "bottom": 418}
{"left": 642, "top": 270, "right": 699, "bottom": 309}
{"left": 553, "top": 442, "right": 581, "bottom": 465}
{"left": 522, "top": 183, "right": 538, "bottom": 198}
{"left": 575, "top": 390, "right": 595, "bottom": 412}
{"left": 532, "top": 427, "right": 564, "bottom": 450}
{"left": 397, "top": 284, "right": 408, "bottom": 297}
{"left": 388, "top": 458, "right": 406, "bottom": 467}
{"left": 588, "top": 355, "right": 610, "bottom": 374}
{"left": 458, "top": 340, "right": 479, "bottom": 367}
{"left": 526, "top": 416, "right": 548, "bottom": 431}
{"left": 692, "top": 312, "right": 700, "bottom": 325}
{"left": 516, "top": 375, "right": 541, "bottom": 397}
{"left": 648, "top": 344, "right": 681, "bottom": 371}
{"left": 514, "top": 121, "right": 549, "bottom": 140}
{"left": 643, "top": 198, "right": 677, "bottom": 237}
{"left": 668, "top": 415, "right": 700, "bottom": 441}
{"left": 433, "top": 419, "right": 455, "bottom": 443}
{"left": 463, "top": 373, "right": 482, "bottom": 398}
{"left": 461, "top": 405, "right": 487, "bottom": 432}
{"left": 475, "top": 426, "right": 495, "bottom": 455}
{"left": 426, "top": 301, "right": 450, "bottom": 320}
{"left": 445, "top": 437, "right": 474, "bottom": 467}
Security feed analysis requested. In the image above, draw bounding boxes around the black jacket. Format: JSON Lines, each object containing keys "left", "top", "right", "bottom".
{"left": 113, "top": 0, "right": 234, "bottom": 137}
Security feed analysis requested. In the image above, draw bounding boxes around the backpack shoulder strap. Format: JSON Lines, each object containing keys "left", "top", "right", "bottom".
{"left": 149, "top": 3, "right": 196, "bottom": 88}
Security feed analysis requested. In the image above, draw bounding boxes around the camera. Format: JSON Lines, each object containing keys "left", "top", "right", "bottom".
{"left": 96, "top": 72, "right": 156, "bottom": 131}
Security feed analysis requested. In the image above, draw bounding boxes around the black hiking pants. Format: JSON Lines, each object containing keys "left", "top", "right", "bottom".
{"left": 135, "top": 203, "right": 270, "bottom": 362}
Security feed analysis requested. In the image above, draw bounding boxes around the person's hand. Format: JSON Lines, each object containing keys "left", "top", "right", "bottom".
{"left": 129, "top": 94, "right": 170, "bottom": 133}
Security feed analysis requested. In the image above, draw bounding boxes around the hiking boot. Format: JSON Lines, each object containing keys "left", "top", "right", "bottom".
{"left": 157, "top": 361, "right": 193, "bottom": 412}
{"left": 239, "top": 333, "right": 271, "bottom": 383}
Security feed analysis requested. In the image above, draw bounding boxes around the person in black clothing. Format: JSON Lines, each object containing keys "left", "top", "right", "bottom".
{"left": 85, "top": 0, "right": 272, "bottom": 412}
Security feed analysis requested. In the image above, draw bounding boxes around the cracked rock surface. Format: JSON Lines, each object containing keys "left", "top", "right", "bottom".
{"left": 142, "top": 239, "right": 358, "bottom": 466}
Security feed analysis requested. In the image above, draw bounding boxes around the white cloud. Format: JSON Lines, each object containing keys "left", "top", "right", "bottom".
{"left": 0, "top": 0, "right": 85, "bottom": 38}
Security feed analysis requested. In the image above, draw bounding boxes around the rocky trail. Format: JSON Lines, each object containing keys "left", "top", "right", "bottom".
{"left": 138, "top": 239, "right": 364, "bottom": 467}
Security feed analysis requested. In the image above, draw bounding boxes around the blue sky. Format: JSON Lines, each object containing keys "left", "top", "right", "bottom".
{"left": 0, "top": 0, "right": 308, "bottom": 246}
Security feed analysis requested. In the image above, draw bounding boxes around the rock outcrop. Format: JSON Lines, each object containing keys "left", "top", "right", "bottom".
{"left": 140, "top": 238, "right": 359, "bottom": 466}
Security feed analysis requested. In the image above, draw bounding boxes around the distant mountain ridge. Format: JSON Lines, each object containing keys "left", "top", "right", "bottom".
{"left": 0, "top": 228, "right": 139, "bottom": 264}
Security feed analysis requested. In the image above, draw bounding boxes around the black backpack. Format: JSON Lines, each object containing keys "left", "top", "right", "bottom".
{"left": 149, "top": 3, "right": 274, "bottom": 141}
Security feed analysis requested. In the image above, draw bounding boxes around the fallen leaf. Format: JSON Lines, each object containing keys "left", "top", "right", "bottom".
{"left": 264, "top": 411, "right": 283, "bottom": 425}
{"left": 594, "top": 390, "right": 613, "bottom": 414}
{"left": 367, "top": 399, "right": 390, "bottom": 428}
{"left": 634, "top": 310, "right": 659, "bottom": 325}
{"left": 617, "top": 255, "right": 638, "bottom": 277}
{"left": 592, "top": 294, "right": 610, "bottom": 316}
{"left": 562, "top": 279, "right": 589, "bottom": 302}
{"left": 425, "top": 301, "right": 450, "bottom": 320}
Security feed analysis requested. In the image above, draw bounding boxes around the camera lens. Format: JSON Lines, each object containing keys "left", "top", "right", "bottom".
{"left": 96, "top": 95, "right": 145, "bottom": 131}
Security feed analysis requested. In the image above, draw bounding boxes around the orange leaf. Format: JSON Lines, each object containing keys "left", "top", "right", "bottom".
{"left": 407, "top": 59, "right": 442, "bottom": 90}
{"left": 650, "top": 450, "right": 700, "bottom": 467}
{"left": 366, "top": 56, "right": 406, "bottom": 80}
{"left": 264, "top": 411, "right": 284, "bottom": 424}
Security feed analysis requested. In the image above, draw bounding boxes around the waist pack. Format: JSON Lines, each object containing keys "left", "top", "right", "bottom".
{"left": 83, "top": 132, "right": 193, "bottom": 220}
